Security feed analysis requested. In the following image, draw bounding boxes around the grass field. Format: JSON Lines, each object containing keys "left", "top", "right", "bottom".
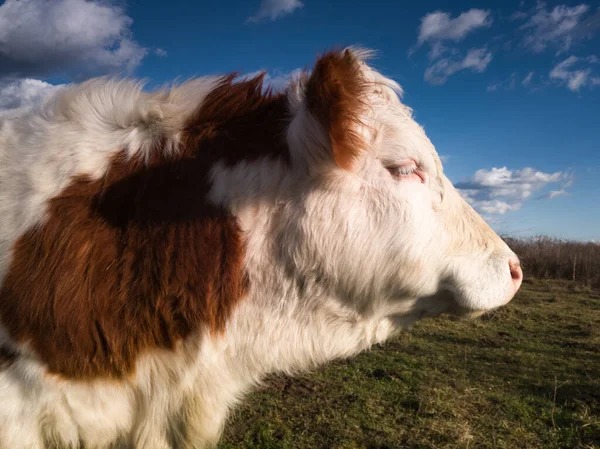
{"left": 218, "top": 280, "right": 600, "bottom": 449}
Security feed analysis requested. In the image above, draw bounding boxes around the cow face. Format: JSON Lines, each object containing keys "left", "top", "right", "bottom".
{"left": 283, "top": 49, "right": 521, "bottom": 323}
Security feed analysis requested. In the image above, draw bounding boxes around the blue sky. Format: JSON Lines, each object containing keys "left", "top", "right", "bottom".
{"left": 0, "top": 0, "right": 599, "bottom": 240}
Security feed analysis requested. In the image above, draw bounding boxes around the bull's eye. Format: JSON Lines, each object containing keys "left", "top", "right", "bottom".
{"left": 384, "top": 161, "right": 426, "bottom": 183}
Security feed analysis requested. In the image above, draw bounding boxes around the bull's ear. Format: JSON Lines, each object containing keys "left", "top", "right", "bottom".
{"left": 305, "top": 49, "right": 369, "bottom": 171}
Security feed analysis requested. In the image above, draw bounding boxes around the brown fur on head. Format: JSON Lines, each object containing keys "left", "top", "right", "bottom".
{"left": 304, "top": 49, "right": 370, "bottom": 171}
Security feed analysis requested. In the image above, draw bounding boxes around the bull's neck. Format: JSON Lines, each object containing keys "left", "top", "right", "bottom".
{"left": 206, "top": 156, "right": 292, "bottom": 227}
{"left": 206, "top": 151, "right": 399, "bottom": 378}
{"left": 223, "top": 279, "right": 398, "bottom": 381}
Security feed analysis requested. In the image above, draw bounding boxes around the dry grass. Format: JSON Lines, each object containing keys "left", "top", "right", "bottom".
{"left": 504, "top": 237, "right": 600, "bottom": 288}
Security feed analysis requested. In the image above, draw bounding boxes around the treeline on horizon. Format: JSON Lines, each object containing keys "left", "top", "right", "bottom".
{"left": 504, "top": 236, "right": 600, "bottom": 288}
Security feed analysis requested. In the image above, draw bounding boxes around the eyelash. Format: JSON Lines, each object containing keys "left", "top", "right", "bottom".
{"left": 384, "top": 161, "right": 427, "bottom": 183}
{"left": 386, "top": 165, "right": 417, "bottom": 177}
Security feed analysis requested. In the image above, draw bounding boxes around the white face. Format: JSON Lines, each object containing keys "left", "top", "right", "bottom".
{"left": 283, "top": 59, "right": 522, "bottom": 321}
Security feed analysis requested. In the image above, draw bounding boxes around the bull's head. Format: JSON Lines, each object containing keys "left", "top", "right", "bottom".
{"left": 277, "top": 48, "right": 521, "bottom": 328}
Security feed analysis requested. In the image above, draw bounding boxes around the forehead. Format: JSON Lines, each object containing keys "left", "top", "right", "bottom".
{"left": 353, "top": 59, "right": 445, "bottom": 201}
{"left": 359, "top": 63, "right": 440, "bottom": 165}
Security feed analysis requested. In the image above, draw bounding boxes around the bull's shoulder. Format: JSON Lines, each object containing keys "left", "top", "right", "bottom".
{"left": 0, "top": 74, "right": 290, "bottom": 380}
{"left": 0, "top": 149, "right": 248, "bottom": 379}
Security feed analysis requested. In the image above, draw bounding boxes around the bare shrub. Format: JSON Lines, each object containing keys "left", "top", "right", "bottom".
{"left": 503, "top": 236, "right": 600, "bottom": 288}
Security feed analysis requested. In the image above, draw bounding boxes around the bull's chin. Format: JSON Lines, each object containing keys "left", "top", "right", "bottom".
{"left": 447, "top": 305, "right": 490, "bottom": 319}
{"left": 388, "top": 289, "right": 494, "bottom": 330}
{"left": 432, "top": 289, "right": 500, "bottom": 319}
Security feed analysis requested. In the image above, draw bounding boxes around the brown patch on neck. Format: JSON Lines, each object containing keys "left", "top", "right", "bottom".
{"left": 305, "top": 49, "right": 369, "bottom": 171}
{"left": 0, "top": 75, "right": 289, "bottom": 379}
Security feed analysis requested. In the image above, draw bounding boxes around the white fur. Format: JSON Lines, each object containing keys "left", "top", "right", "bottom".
{"left": 0, "top": 76, "right": 219, "bottom": 287}
{"left": 0, "top": 50, "right": 519, "bottom": 448}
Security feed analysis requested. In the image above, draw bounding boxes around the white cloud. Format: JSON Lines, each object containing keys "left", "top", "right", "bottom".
{"left": 0, "top": 0, "right": 150, "bottom": 116}
{"left": 482, "top": 215, "right": 504, "bottom": 225}
{"left": 546, "top": 189, "right": 570, "bottom": 199}
{"left": 427, "top": 42, "right": 449, "bottom": 60}
{"left": 154, "top": 48, "right": 168, "bottom": 57}
{"left": 238, "top": 70, "right": 266, "bottom": 81}
{"left": 424, "top": 48, "right": 492, "bottom": 85}
{"left": 511, "top": 11, "right": 529, "bottom": 21}
{"left": 417, "top": 9, "right": 492, "bottom": 45}
{"left": 0, "top": 0, "right": 147, "bottom": 79}
{"left": 247, "top": 0, "right": 303, "bottom": 23}
{"left": 486, "top": 82, "right": 501, "bottom": 92}
{"left": 522, "top": 71, "right": 534, "bottom": 86}
{"left": 550, "top": 55, "right": 600, "bottom": 91}
{"left": 0, "top": 78, "right": 64, "bottom": 112}
{"left": 460, "top": 194, "right": 522, "bottom": 215}
{"left": 456, "top": 166, "right": 572, "bottom": 215}
{"left": 487, "top": 72, "right": 517, "bottom": 92}
{"left": 413, "top": 9, "right": 494, "bottom": 83}
{"left": 519, "top": 3, "right": 600, "bottom": 54}
{"left": 267, "top": 68, "right": 304, "bottom": 90}
{"left": 413, "top": 9, "right": 492, "bottom": 61}
{"left": 238, "top": 68, "right": 303, "bottom": 91}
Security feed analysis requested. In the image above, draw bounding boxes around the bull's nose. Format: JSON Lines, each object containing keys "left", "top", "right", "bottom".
{"left": 509, "top": 257, "right": 523, "bottom": 294}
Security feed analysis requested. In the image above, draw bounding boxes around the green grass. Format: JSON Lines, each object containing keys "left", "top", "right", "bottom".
{"left": 218, "top": 280, "right": 600, "bottom": 449}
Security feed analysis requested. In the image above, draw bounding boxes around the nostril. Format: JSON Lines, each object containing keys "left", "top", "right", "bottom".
{"left": 509, "top": 261, "right": 521, "bottom": 280}
{"left": 509, "top": 258, "right": 523, "bottom": 291}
